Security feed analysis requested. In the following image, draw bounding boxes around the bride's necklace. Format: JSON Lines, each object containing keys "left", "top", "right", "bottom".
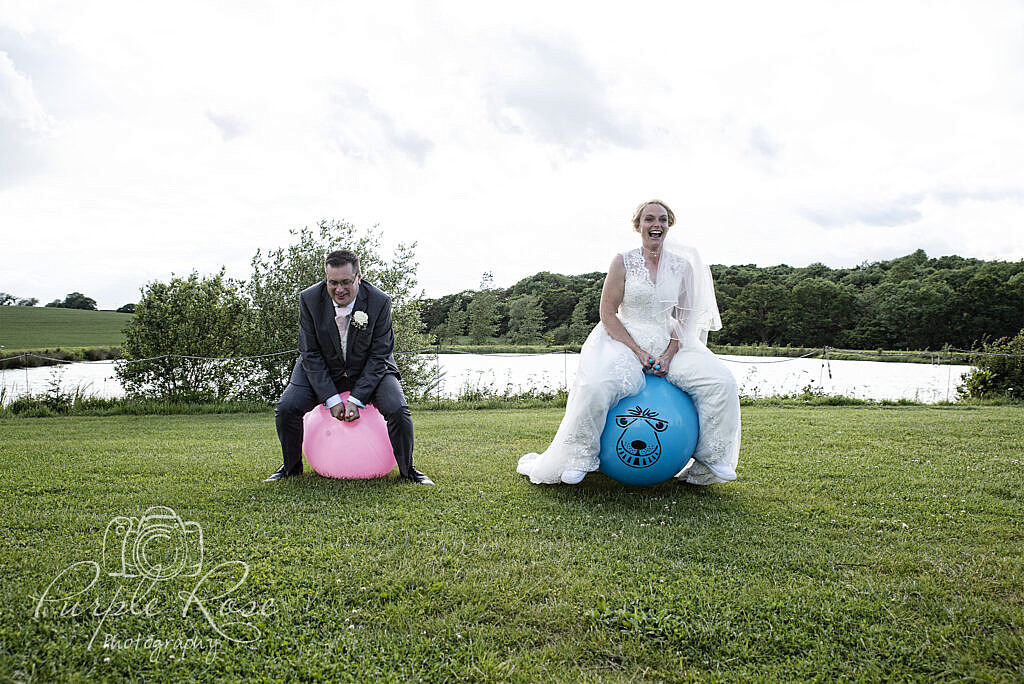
{"left": 642, "top": 246, "right": 662, "bottom": 261}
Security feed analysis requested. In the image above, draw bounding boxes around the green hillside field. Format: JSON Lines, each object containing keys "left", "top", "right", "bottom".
{"left": 0, "top": 306, "right": 131, "bottom": 352}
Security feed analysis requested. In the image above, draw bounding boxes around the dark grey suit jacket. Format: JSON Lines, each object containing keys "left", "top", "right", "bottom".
{"left": 288, "top": 279, "right": 401, "bottom": 406}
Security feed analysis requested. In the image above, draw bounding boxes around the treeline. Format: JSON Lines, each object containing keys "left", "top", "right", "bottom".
{"left": 0, "top": 291, "right": 136, "bottom": 312}
{"left": 423, "top": 250, "right": 1024, "bottom": 350}
{"left": 424, "top": 271, "right": 606, "bottom": 346}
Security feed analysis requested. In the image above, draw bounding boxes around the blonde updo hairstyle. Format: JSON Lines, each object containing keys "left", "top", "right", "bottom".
{"left": 632, "top": 199, "right": 676, "bottom": 230}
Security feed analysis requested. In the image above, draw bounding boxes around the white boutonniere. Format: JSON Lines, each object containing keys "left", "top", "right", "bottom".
{"left": 351, "top": 310, "right": 369, "bottom": 329}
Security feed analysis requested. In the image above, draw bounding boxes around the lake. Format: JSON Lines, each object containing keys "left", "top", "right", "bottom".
{"left": 1, "top": 353, "right": 974, "bottom": 404}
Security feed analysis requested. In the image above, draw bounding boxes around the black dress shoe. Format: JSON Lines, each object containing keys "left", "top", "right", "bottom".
{"left": 401, "top": 467, "right": 434, "bottom": 485}
{"left": 264, "top": 466, "right": 300, "bottom": 482}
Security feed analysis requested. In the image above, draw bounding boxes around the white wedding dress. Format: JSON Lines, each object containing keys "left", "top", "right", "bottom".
{"left": 517, "top": 247, "right": 740, "bottom": 485}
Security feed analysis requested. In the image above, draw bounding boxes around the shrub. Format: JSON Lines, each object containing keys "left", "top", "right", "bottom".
{"left": 958, "top": 329, "right": 1024, "bottom": 399}
{"left": 116, "top": 271, "right": 251, "bottom": 401}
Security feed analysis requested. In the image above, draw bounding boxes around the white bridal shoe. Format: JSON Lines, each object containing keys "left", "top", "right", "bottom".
{"left": 560, "top": 469, "right": 587, "bottom": 485}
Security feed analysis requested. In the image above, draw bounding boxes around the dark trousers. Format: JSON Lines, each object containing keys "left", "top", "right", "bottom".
{"left": 274, "top": 373, "right": 414, "bottom": 477}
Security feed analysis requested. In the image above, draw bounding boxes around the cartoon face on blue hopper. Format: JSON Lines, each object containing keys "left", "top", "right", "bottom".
{"left": 614, "top": 407, "right": 668, "bottom": 468}
{"left": 600, "top": 376, "right": 699, "bottom": 486}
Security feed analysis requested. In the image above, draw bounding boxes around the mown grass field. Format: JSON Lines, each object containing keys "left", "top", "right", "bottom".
{"left": 1, "top": 406, "right": 1022, "bottom": 681}
{"left": 0, "top": 307, "right": 131, "bottom": 352}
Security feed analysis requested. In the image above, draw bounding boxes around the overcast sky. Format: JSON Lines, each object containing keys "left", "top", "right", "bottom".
{"left": 2, "top": 1, "right": 1023, "bottom": 309}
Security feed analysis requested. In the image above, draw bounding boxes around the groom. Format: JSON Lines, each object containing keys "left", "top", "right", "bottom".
{"left": 266, "top": 249, "right": 433, "bottom": 484}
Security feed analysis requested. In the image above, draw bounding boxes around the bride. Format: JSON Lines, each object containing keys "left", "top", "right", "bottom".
{"left": 517, "top": 200, "right": 740, "bottom": 485}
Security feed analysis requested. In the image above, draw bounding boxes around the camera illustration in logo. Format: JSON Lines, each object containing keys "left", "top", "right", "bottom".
{"left": 613, "top": 406, "right": 668, "bottom": 468}
{"left": 102, "top": 506, "right": 203, "bottom": 581}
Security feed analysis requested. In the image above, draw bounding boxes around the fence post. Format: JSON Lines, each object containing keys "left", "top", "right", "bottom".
{"left": 946, "top": 349, "right": 952, "bottom": 403}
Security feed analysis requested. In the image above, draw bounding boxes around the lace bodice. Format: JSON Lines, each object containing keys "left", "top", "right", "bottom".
{"left": 620, "top": 249, "right": 684, "bottom": 354}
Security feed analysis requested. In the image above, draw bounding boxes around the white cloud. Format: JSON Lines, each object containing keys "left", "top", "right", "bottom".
{"left": 801, "top": 195, "right": 925, "bottom": 229}
{"left": 0, "top": 0, "right": 1023, "bottom": 309}
{"left": 205, "top": 111, "right": 246, "bottom": 142}
{"left": 484, "top": 35, "right": 647, "bottom": 154}
{"left": 0, "top": 49, "right": 56, "bottom": 188}
{"left": 747, "top": 126, "right": 779, "bottom": 160}
{"left": 328, "top": 83, "right": 434, "bottom": 165}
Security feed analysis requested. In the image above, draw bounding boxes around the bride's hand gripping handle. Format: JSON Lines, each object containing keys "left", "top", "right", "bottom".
{"left": 651, "top": 339, "right": 679, "bottom": 377}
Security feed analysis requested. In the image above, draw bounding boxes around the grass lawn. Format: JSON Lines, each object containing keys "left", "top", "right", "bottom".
{"left": 1, "top": 406, "right": 1021, "bottom": 681}
{"left": 0, "top": 307, "right": 131, "bottom": 352}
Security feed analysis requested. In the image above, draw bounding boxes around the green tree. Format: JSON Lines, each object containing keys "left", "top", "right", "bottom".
{"left": 721, "top": 283, "right": 790, "bottom": 345}
{"left": 17, "top": 297, "right": 38, "bottom": 306}
{"left": 467, "top": 273, "right": 498, "bottom": 344}
{"left": 443, "top": 301, "right": 467, "bottom": 342}
{"left": 869, "top": 279, "right": 954, "bottom": 349}
{"left": 61, "top": 292, "right": 98, "bottom": 310}
{"left": 43, "top": 292, "right": 98, "bottom": 310}
{"left": 886, "top": 249, "right": 927, "bottom": 283}
{"left": 467, "top": 292, "right": 497, "bottom": 344}
{"left": 507, "top": 294, "right": 544, "bottom": 344}
{"left": 569, "top": 298, "right": 591, "bottom": 344}
{"left": 246, "top": 219, "right": 433, "bottom": 401}
{"left": 116, "top": 271, "right": 250, "bottom": 401}
{"left": 509, "top": 271, "right": 569, "bottom": 297}
{"left": 953, "top": 265, "right": 1024, "bottom": 344}
{"left": 421, "top": 291, "right": 470, "bottom": 332}
{"left": 785, "top": 278, "right": 858, "bottom": 347}
{"left": 539, "top": 288, "right": 577, "bottom": 331}
{"left": 0, "top": 292, "right": 15, "bottom": 305}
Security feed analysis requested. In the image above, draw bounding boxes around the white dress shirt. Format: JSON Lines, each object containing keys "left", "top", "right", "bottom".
{"left": 324, "top": 301, "right": 365, "bottom": 409}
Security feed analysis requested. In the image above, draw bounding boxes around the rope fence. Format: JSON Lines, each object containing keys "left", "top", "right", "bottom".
{"left": 717, "top": 349, "right": 823, "bottom": 364}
